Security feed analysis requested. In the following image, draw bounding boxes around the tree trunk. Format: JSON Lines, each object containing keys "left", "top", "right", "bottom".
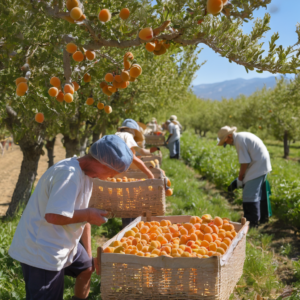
{"left": 63, "top": 135, "right": 89, "bottom": 158}
{"left": 45, "top": 137, "right": 56, "bottom": 168}
{"left": 92, "top": 121, "right": 107, "bottom": 143}
{"left": 283, "top": 130, "right": 289, "bottom": 159}
{"left": 6, "top": 137, "right": 44, "bottom": 217}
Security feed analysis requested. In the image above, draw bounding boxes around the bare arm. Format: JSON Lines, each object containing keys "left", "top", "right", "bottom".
{"left": 132, "top": 155, "right": 154, "bottom": 179}
{"left": 166, "top": 134, "right": 172, "bottom": 144}
{"left": 45, "top": 208, "right": 108, "bottom": 226}
{"left": 238, "top": 164, "right": 249, "bottom": 181}
{"left": 81, "top": 223, "right": 92, "bottom": 258}
{"left": 137, "top": 147, "right": 159, "bottom": 156}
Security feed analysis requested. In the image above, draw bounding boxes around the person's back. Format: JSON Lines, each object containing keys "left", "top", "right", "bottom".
{"left": 234, "top": 132, "right": 272, "bottom": 182}
{"left": 9, "top": 157, "right": 93, "bottom": 271}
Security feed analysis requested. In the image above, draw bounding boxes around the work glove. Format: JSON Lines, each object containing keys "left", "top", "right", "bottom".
{"left": 237, "top": 179, "right": 243, "bottom": 188}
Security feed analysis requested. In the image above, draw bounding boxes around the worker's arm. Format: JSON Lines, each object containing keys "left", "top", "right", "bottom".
{"left": 238, "top": 163, "right": 249, "bottom": 181}
{"left": 45, "top": 208, "right": 108, "bottom": 226}
{"left": 166, "top": 134, "right": 172, "bottom": 144}
{"left": 81, "top": 223, "right": 92, "bottom": 258}
{"left": 136, "top": 147, "right": 159, "bottom": 156}
{"left": 132, "top": 155, "right": 155, "bottom": 179}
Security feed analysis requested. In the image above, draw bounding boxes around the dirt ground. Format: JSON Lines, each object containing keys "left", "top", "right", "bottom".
{"left": 0, "top": 135, "right": 66, "bottom": 216}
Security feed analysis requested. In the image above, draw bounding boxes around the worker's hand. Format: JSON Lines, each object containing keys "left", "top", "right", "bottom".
{"left": 147, "top": 173, "right": 155, "bottom": 179}
{"left": 150, "top": 147, "right": 159, "bottom": 153}
{"left": 237, "top": 179, "right": 243, "bottom": 188}
{"left": 88, "top": 208, "right": 108, "bottom": 226}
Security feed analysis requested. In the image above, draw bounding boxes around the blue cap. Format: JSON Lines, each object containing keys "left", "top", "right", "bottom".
{"left": 89, "top": 135, "right": 133, "bottom": 173}
{"left": 118, "top": 119, "right": 144, "bottom": 142}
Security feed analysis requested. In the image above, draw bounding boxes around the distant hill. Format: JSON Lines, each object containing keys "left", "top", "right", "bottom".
{"left": 192, "top": 76, "right": 279, "bottom": 101}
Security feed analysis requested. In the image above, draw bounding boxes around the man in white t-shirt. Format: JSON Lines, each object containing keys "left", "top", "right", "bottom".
{"left": 217, "top": 126, "right": 272, "bottom": 227}
{"left": 165, "top": 120, "right": 181, "bottom": 159}
{"left": 9, "top": 135, "right": 133, "bottom": 300}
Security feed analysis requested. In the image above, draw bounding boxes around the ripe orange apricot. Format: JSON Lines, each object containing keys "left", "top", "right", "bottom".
{"left": 104, "top": 105, "right": 112, "bottom": 114}
{"left": 139, "top": 27, "right": 153, "bottom": 41}
{"left": 145, "top": 42, "right": 155, "bottom": 52}
{"left": 102, "top": 86, "right": 113, "bottom": 96}
{"left": 64, "top": 84, "right": 74, "bottom": 94}
{"left": 66, "top": 0, "right": 79, "bottom": 11}
{"left": 48, "top": 87, "right": 59, "bottom": 97}
{"left": 70, "top": 7, "right": 83, "bottom": 20}
{"left": 72, "top": 81, "right": 80, "bottom": 91}
{"left": 17, "top": 82, "right": 28, "bottom": 93}
{"left": 201, "top": 240, "right": 209, "bottom": 248}
{"left": 124, "top": 60, "right": 131, "bottom": 70}
{"left": 72, "top": 51, "right": 84, "bottom": 62}
{"left": 99, "top": 9, "right": 111, "bottom": 22}
{"left": 96, "top": 102, "right": 104, "bottom": 110}
{"left": 99, "top": 81, "right": 107, "bottom": 88}
{"left": 35, "top": 112, "right": 44, "bottom": 123}
{"left": 209, "top": 242, "right": 217, "bottom": 252}
{"left": 203, "top": 234, "right": 213, "bottom": 243}
{"left": 86, "top": 97, "right": 94, "bottom": 105}
{"left": 64, "top": 93, "right": 73, "bottom": 103}
{"left": 166, "top": 189, "right": 173, "bottom": 196}
{"left": 56, "top": 92, "right": 64, "bottom": 102}
{"left": 50, "top": 77, "right": 61, "bottom": 88}
{"left": 140, "top": 226, "right": 150, "bottom": 234}
{"left": 105, "top": 73, "right": 114, "bottom": 82}
{"left": 66, "top": 43, "right": 77, "bottom": 54}
{"left": 86, "top": 50, "right": 96, "bottom": 60}
{"left": 114, "top": 75, "right": 123, "bottom": 83}
{"left": 15, "top": 88, "right": 25, "bottom": 96}
{"left": 222, "top": 237, "right": 231, "bottom": 247}
{"left": 83, "top": 73, "right": 91, "bottom": 83}
{"left": 119, "top": 8, "right": 130, "bottom": 20}
{"left": 204, "top": 226, "right": 213, "bottom": 234}
{"left": 207, "top": 0, "right": 223, "bottom": 15}
{"left": 15, "top": 77, "right": 27, "bottom": 86}
{"left": 121, "top": 70, "right": 130, "bottom": 82}
{"left": 130, "top": 64, "right": 142, "bottom": 78}
{"left": 107, "top": 86, "right": 117, "bottom": 93}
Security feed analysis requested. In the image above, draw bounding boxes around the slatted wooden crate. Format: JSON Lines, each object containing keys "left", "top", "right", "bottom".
{"left": 145, "top": 134, "right": 166, "bottom": 146}
{"left": 89, "top": 169, "right": 166, "bottom": 218}
{"left": 97, "top": 215, "right": 249, "bottom": 300}
{"left": 140, "top": 150, "right": 163, "bottom": 165}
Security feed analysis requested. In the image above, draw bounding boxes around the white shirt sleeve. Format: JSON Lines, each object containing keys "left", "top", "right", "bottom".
{"left": 45, "top": 170, "right": 80, "bottom": 218}
{"left": 115, "top": 132, "right": 138, "bottom": 150}
{"left": 168, "top": 124, "right": 174, "bottom": 134}
{"left": 235, "top": 138, "right": 251, "bottom": 164}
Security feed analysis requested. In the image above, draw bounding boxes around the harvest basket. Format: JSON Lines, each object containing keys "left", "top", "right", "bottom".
{"left": 145, "top": 134, "right": 166, "bottom": 146}
{"left": 89, "top": 169, "right": 166, "bottom": 218}
{"left": 97, "top": 215, "right": 249, "bottom": 300}
{"left": 140, "top": 150, "right": 163, "bottom": 165}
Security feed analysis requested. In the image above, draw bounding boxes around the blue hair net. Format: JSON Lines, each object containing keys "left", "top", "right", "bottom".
{"left": 121, "top": 119, "right": 140, "bottom": 131}
{"left": 89, "top": 135, "right": 133, "bottom": 173}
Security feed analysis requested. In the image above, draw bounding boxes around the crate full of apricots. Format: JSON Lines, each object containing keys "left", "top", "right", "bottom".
{"left": 89, "top": 169, "right": 167, "bottom": 218}
{"left": 97, "top": 214, "right": 249, "bottom": 300}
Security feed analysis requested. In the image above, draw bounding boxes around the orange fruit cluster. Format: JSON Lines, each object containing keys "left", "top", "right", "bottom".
{"left": 15, "top": 77, "right": 28, "bottom": 96}
{"left": 145, "top": 40, "right": 171, "bottom": 56}
{"left": 101, "top": 52, "right": 142, "bottom": 97}
{"left": 207, "top": 0, "right": 227, "bottom": 15}
{"left": 47, "top": 77, "right": 80, "bottom": 104}
{"left": 65, "top": 0, "right": 86, "bottom": 23}
{"left": 106, "top": 177, "right": 146, "bottom": 182}
{"left": 104, "top": 215, "right": 237, "bottom": 258}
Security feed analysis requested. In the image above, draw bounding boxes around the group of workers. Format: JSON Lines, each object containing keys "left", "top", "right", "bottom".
{"left": 8, "top": 118, "right": 272, "bottom": 300}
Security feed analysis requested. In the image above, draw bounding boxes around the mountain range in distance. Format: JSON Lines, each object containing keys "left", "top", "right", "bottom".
{"left": 192, "top": 76, "right": 293, "bottom": 101}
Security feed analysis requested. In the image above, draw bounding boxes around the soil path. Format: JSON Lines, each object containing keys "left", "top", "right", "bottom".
{"left": 0, "top": 135, "right": 66, "bottom": 216}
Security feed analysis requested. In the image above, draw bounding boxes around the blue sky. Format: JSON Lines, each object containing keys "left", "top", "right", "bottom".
{"left": 192, "top": 0, "right": 300, "bottom": 85}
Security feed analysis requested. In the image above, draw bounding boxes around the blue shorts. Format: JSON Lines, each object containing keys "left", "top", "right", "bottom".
{"left": 243, "top": 175, "right": 266, "bottom": 203}
{"left": 21, "top": 243, "right": 92, "bottom": 300}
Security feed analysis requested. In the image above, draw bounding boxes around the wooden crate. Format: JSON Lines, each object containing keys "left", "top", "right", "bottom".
{"left": 89, "top": 169, "right": 166, "bottom": 218}
{"left": 140, "top": 150, "right": 163, "bottom": 165}
{"left": 145, "top": 134, "right": 166, "bottom": 146}
{"left": 98, "top": 215, "right": 249, "bottom": 300}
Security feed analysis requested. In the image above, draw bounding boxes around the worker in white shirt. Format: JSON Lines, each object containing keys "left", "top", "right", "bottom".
{"left": 9, "top": 135, "right": 133, "bottom": 300}
{"left": 165, "top": 119, "right": 181, "bottom": 159}
{"left": 217, "top": 126, "right": 272, "bottom": 228}
{"left": 170, "top": 115, "right": 183, "bottom": 134}
{"left": 115, "top": 119, "right": 160, "bottom": 227}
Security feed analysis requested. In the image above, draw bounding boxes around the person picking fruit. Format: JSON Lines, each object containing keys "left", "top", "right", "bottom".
{"left": 9, "top": 135, "right": 133, "bottom": 300}
{"left": 165, "top": 119, "right": 181, "bottom": 159}
{"left": 116, "top": 118, "right": 160, "bottom": 228}
{"left": 217, "top": 126, "right": 272, "bottom": 228}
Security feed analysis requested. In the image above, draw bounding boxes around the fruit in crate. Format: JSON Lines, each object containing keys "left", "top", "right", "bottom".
{"left": 103, "top": 215, "right": 238, "bottom": 258}
{"left": 106, "top": 177, "right": 146, "bottom": 182}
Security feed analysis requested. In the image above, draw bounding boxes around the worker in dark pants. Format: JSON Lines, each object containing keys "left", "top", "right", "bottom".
{"left": 218, "top": 126, "right": 272, "bottom": 228}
